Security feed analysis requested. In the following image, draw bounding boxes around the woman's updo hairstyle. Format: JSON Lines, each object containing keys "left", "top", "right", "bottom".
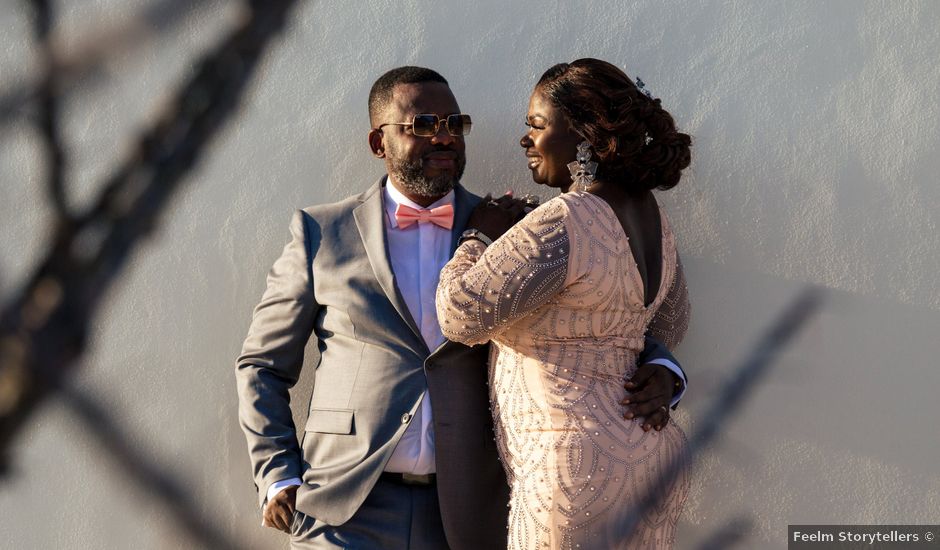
{"left": 536, "top": 58, "right": 691, "bottom": 192}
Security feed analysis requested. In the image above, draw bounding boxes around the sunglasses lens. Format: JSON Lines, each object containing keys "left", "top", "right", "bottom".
{"left": 447, "top": 114, "right": 471, "bottom": 136}
{"left": 409, "top": 114, "right": 472, "bottom": 136}
{"left": 411, "top": 115, "right": 439, "bottom": 137}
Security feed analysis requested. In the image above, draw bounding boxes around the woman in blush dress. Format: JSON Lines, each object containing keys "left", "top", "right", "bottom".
{"left": 436, "top": 59, "right": 693, "bottom": 549}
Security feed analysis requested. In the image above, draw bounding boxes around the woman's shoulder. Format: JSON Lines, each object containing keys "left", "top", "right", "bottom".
{"left": 525, "top": 193, "right": 571, "bottom": 221}
{"left": 520, "top": 191, "right": 609, "bottom": 237}
{"left": 529, "top": 191, "right": 595, "bottom": 217}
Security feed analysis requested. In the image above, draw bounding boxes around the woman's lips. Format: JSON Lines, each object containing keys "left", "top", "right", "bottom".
{"left": 526, "top": 155, "right": 541, "bottom": 169}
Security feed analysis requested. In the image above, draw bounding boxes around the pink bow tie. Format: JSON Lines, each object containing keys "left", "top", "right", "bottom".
{"left": 394, "top": 203, "right": 454, "bottom": 230}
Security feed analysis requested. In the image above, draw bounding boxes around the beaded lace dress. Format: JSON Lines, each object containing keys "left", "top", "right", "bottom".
{"left": 437, "top": 191, "right": 690, "bottom": 549}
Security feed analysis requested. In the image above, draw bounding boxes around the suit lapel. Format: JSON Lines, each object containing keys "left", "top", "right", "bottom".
{"left": 353, "top": 177, "right": 427, "bottom": 352}
{"left": 449, "top": 184, "right": 482, "bottom": 253}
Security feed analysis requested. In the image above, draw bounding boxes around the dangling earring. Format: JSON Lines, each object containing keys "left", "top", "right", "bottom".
{"left": 567, "top": 141, "right": 597, "bottom": 192}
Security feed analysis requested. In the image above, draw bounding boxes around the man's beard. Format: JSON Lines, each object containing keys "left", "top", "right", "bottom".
{"left": 387, "top": 146, "right": 465, "bottom": 198}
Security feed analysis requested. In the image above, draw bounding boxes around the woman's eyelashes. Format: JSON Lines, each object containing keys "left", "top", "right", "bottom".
{"left": 525, "top": 117, "right": 545, "bottom": 130}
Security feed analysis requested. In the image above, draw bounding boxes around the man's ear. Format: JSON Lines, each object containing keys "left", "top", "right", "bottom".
{"left": 368, "top": 129, "right": 385, "bottom": 158}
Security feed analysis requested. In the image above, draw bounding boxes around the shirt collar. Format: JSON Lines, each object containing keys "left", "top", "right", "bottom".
{"left": 384, "top": 175, "right": 456, "bottom": 229}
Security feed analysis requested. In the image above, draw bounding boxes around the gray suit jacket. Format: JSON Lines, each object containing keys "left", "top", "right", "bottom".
{"left": 236, "top": 177, "right": 509, "bottom": 549}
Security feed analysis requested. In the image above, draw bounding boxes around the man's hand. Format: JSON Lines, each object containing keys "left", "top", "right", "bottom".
{"left": 263, "top": 485, "right": 298, "bottom": 533}
{"left": 621, "top": 364, "right": 679, "bottom": 432}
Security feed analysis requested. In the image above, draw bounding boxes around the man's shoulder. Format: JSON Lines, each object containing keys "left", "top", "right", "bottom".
{"left": 298, "top": 180, "right": 382, "bottom": 221}
{"left": 299, "top": 194, "right": 360, "bottom": 220}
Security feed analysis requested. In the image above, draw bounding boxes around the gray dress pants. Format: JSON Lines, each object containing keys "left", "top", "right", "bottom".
{"left": 290, "top": 478, "right": 449, "bottom": 549}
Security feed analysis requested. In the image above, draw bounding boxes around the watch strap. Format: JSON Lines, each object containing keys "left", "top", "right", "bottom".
{"left": 458, "top": 229, "right": 493, "bottom": 247}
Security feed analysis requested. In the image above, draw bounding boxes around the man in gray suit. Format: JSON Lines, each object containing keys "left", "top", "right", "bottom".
{"left": 236, "top": 66, "right": 687, "bottom": 549}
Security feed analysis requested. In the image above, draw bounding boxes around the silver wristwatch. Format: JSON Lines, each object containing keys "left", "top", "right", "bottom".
{"left": 458, "top": 228, "right": 493, "bottom": 247}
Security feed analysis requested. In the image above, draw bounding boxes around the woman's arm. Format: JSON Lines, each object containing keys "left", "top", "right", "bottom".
{"left": 647, "top": 253, "right": 691, "bottom": 350}
{"left": 436, "top": 198, "right": 571, "bottom": 346}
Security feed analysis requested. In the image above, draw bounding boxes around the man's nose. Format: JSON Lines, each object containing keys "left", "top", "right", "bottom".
{"left": 430, "top": 123, "right": 455, "bottom": 145}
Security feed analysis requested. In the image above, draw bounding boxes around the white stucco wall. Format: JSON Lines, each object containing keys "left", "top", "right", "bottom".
{"left": 1, "top": 1, "right": 938, "bottom": 548}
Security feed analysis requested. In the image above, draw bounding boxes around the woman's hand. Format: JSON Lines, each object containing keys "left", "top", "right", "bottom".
{"left": 466, "top": 192, "right": 530, "bottom": 242}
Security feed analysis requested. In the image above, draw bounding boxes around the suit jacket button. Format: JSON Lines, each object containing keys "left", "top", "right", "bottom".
{"left": 401, "top": 413, "right": 411, "bottom": 424}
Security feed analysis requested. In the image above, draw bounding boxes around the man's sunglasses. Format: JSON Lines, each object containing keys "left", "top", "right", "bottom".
{"left": 376, "top": 114, "right": 472, "bottom": 137}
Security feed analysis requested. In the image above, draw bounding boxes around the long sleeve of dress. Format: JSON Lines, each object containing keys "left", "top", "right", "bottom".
{"left": 437, "top": 198, "right": 572, "bottom": 346}
{"left": 646, "top": 253, "right": 691, "bottom": 350}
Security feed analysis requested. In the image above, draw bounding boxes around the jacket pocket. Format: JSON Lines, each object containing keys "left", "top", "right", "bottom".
{"left": 305, "top": 408, "right": 354, "bottom": 434}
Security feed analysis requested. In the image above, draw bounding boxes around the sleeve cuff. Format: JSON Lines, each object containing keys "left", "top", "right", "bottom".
{"left": 264, "top": 478, "right": 302, "bottom": 508}
{"left": 645, "top": 358, "right": 686, "bottom": 408}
